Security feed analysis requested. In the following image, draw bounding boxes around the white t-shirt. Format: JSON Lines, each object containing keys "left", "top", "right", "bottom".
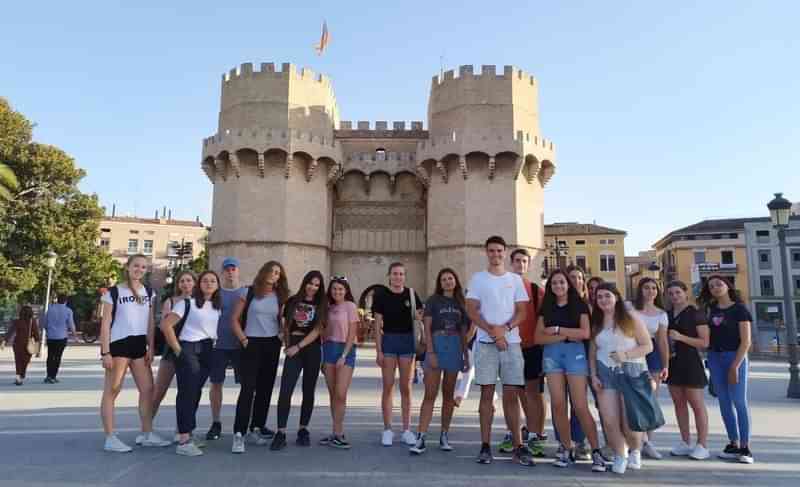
{"left": 171, "top": 299, "right": 221, "bottom": 342}
{"left": 595, "top": 324, "right": 646, "bottom": 368}
{"left": 634, "top": 309, "right": 668, "bottom": 338}
{"left": 101, "top": 285, "right": 154, "bottom": 343}
{"left": 466, "top": 270, "right": 528, "bottom": 344}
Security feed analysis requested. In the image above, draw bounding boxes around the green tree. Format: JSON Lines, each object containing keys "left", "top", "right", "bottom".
{"left": 188, "top": 249, "right": 208, "bottom": 274}
{"left": 0, "top": 98, "right": 118, "bottom": 302}
{"left": 0, "top": 162, "right": 18, "bottom": 202}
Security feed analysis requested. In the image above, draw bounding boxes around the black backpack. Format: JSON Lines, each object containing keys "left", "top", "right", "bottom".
{"left": 239, "top": 286, "right": 256, "bottom": 328}
{"left": 109, "top": 285, "right": 154, "bottom": 328}
{"left": 172, "top": 298, "right": 192, "bottom": 339}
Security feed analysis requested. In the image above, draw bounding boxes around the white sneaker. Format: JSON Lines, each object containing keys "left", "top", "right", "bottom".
{"left": 670, "top": 441, "right": 693, "bottom": 456}
{"left": 642, "top": 441, "right": 663, "bottom": 459}
{"left": 627, "top": 449, "right": 642, "bottom": 470}
{"left": 134, "top": 434, "right": 146, "bottom": 446}
{"left": 140, "top": 432, "right": 171, "bottom": 447}
{"left": 232, "top": 433, "right": 245, "bottom": 454}
{"left": 611, "top": 455, "right": 628, "bottom": 474}
{"left": 689, "top": 444, "right": 710, "bottom": 460}
{"left": 104, "top": 434, "right": 133, "bottom": 453}
{"left": 381, "top": 429, "right": 394, "bottom": 447}
{"left": 176, "top": 441, "right": 204, "bottom": 456}
{"left": 401, "top": 430, "right": 416, "bottom": 446}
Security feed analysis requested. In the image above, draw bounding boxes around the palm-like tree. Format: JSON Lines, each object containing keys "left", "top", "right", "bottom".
{"left": 0, "top": 162, "right": 18, "bottom": 201}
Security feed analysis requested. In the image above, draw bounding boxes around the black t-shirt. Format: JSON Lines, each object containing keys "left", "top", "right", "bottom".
{"left": 708, "top": 302, "right": 752, "bottom": 352}
{"left": 541, "top": 300, "right": 590, "bottom": 344}
{"left": 372, "top": 287, "right": 423, "bottom": 334}
{"left": 283, "top": 298, "right": 318, "bottom": 338}
{"left": 668, "top": 305, "right": 707, "bottom": 359}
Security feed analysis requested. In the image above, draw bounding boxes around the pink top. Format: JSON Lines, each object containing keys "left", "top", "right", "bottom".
{"left": 325, "top": 301, "right": 359, "bottom": 343}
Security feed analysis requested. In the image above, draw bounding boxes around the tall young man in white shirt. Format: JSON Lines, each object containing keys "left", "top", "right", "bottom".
{"left": 466, "top": 236, "right": 534, "bottom": 467}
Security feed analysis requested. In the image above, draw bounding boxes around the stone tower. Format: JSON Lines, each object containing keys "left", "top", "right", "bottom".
{"left": 418, "top": 65, "right": 556, "bottom": 287}
{"left": 201, "top": 62, "right": 556, "bottom": 297}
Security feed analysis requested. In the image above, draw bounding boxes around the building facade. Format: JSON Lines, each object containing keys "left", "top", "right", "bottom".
{"left": 98, "top": 214, "right": 207, "bottom": 289}
{"left": 624, "top": 250, "right": 659, "bottom": 300}
{"left": 744, "top": 218, "right": 800, "bottom": 349}
{"left": 200, "top": 62, "right": 557, "bottom": 298}
{"left": 654, "top": 218, "right": 753, "bottom": 306}
{"left": 543, "top": 223, "right": 627, "bottom": 294}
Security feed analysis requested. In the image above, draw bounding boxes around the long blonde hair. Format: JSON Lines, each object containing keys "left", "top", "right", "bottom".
{"left": 124, "top": 254, "right": 148, "bottom": 300}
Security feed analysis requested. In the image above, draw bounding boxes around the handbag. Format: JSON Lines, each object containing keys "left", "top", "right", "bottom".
{"left": 26, "top": 320, "right": 40, "bottom": 356}
{"left": 409, "top": 288, "right": 425, "bottom": 355}
{"left": 618, "top": 367, "right": 665, "bottom": 432}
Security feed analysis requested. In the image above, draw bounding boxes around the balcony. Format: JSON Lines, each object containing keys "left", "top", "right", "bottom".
{"left": 697, "top": 262, "right": 738, "bottom": 274}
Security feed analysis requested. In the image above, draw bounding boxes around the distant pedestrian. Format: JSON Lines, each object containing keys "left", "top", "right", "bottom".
{"left": 2, "top": 306, "right": 41, "bottom": 385}
{"left": 41, "top": 294, "right": 77, "bottom": 383}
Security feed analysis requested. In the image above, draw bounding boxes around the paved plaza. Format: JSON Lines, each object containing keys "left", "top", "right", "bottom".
{"left": 1, "top": 344, "right": 798, "bottom": 487}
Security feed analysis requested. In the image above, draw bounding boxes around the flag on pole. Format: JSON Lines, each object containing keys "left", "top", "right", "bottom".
{"left": 314, "top": 21, "right": 330, "bottom": 56}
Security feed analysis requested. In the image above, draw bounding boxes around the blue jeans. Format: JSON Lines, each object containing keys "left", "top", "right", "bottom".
{"left": 175, "top": 339, "right": 213, "bottom": 435}
{"left": 708, "top": 351, "right": 750, "bottom": 445}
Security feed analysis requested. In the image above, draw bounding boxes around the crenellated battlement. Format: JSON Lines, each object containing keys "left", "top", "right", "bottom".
{"left": 431, "top": 64, "right": 536, "bottom": 87}
{"left": 416, "top": 130, "right": 554, "bottom": 152}
{"left": 203, "top": 127, "right": 339, "bottom": 149}
{"left": 335, "top": 120, "right": 426, "bottom": 139}
{"left": 222, "top": 62, "right": 333, "bottom": 87}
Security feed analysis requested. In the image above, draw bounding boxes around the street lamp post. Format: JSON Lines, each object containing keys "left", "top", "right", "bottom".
{"left": 43, "top": 251, "right": 58, "bottom": 314}
{"left": 767, "top": 193, "right": 800, "bottom": 398}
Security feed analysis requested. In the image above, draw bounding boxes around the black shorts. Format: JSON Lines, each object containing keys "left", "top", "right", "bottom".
{"left": 110, "top": 335, "right": 147, "bottom": 360}
{"left": 522, "top": 345, "right": 544, "bottom": 382}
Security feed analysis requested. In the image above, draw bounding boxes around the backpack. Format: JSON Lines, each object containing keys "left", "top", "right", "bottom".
{"left": 239, "top": 286, "right": 256, "bottom": 329}
{"left": 109, "top": 284, "right": 154, "bottom": 328}
{"left": 172, "top": 298, "right": 192, "bottom": 339}
{"left": 530, "top": 281, "right": 540, "bottom": 313}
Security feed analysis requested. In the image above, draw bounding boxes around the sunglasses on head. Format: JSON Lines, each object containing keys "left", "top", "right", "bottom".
{"left": 330, "top": 275, "right": 348, "bottom": 282}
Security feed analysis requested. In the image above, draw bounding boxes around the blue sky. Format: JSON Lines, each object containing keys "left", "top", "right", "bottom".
{"left": 2, "top": 1, "right": 798, "bottom": 253}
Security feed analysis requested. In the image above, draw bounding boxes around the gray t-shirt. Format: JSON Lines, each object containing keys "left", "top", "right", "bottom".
{"left": 424, "top": 294, "right": 468, "bottom": 335}
{"left": 216, "top": 287, "right": 248, "bottom": 349}
{"left": 244, "top": 293, "right": 280, "bottom": 338}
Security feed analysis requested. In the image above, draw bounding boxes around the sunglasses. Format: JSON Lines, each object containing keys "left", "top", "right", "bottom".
{"left": 330, "top": 275, "right": 348, "bottom": 282}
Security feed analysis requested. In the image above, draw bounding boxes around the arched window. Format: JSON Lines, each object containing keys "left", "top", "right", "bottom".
{"left": 375, "top": 148, "right": 386, "bottom": 161}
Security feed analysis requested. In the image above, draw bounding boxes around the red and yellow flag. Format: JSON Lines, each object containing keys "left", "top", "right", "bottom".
{"left": 314, "top": 21, "right": 330, "bottom": 56}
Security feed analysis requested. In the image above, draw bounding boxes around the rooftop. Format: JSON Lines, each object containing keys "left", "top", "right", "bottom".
{"left": 101, "top": 216, "right": 205, "bottom": 228}
{"left": 544, "top": 222, "right": 627, "bottom": 236}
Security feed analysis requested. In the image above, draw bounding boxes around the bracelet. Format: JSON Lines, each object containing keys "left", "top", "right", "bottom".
{"left": 555, "top": 326, "right": 560, "bottom": 335}
{"left": 100, "top": 351, "right": 110, "bottom": 357}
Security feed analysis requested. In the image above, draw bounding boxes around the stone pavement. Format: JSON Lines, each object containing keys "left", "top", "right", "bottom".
{"left": 1, "top": 344, "right": 798, "bottom": 487}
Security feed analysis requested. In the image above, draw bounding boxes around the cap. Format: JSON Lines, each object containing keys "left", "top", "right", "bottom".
{"left": 222, "top": 257, "right": 240, "bottom": 269}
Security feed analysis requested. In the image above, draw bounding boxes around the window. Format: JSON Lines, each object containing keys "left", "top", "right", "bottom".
{"left": 100, "top": 227, "right": 111, "bottom": 233}
{"left": 729, "top": 233, "right": 738, "bottom": 239}
{"left": 575, "top": 255, "right": 587, "bottom": 272}
{"left": 600, "top": 254, "right": 616, "bottom": 272}
{"left": 558, "top": 240, "right": 567, "bottom": 247}
{"left": 99, "top": 238, "right": 110, "bottom": 250}
{"left": 599, "top": 239, "right": 607, "bottom": 245}
{"left": 759, "top": 249, "right": 772, "bottom": 270}
{"left": 607, "top": 239, "right": 616, "bottom": 245}
{"left": 575, "top": 240, "right": 586, "bottom": 246}
{"left": 792, "top": 250, "right": 800, "bottom": 269}
{"left": 375, "top": 148, "right": 386, "bottom": 161}
{"left": 721, "top": 250, "right": 735, "bottom": 265}
{"left": 760, "top": 276, "right": 774, "bottom": 296}
{"left": 143, "top": 240, "right": 154, "bottom": 255}
{"left": 686, "top": 235, "right": 696, "bottom": 240}
{"left": 167, "top": 240, "right": 179, "bottom": 257}
{"left": 694, "top": 251, "right": 706, "bottom": 264}
{"left": 756, "top": 230, "right": 770, "bottom": 243}
{"left": 794, "top": 276, "right": 800, "bottom": 297}
{"left": 127, "top": 239, "right": 138, "bottom": 254}
{"left": 712, "top": 234, "right": 722, "bottom": 240}
{"left": 129, "top": 229, "right": 139, "bottom": 235}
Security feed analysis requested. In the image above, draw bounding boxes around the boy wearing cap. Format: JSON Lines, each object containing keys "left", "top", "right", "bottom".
{"left": 206, "top": 257, "right": 248, "bottom": 440}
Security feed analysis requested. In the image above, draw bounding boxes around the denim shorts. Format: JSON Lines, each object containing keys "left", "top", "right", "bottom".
{"left": 645, "top": 338, "right": 663, "bottom": 373}
{"left": 596, "top": 361, "right": 649, "bottom": 390}
{"left": 381, "top": 333, "right": 415, "bottom": 359}
{"left": 209, "top": 348, "right": 241, "bottom": 384}
{"left": 543, "top": 341, "right": 589, "bottom": 376}
{"left": 323, "top": 340, "right": 356, "bottom": 368}
{"left": 425, "top": 334, "right": 463, "bottom": 373}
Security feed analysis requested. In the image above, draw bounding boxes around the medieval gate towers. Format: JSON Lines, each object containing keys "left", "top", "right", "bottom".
{"left": 201, "top": 62, "right": 557, "bottom": 297}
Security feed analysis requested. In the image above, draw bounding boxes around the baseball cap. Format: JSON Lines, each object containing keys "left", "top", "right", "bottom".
{"left": 222, "top": 257, "right": 240, "bottom": 269}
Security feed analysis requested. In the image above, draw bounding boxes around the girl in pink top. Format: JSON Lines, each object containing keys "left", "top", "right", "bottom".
{"left": 320, "top": 277, "right": 359, "bottom": 449}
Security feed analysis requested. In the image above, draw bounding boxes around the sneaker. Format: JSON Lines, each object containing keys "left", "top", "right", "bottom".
{"left": 104, "top": 434, "right": 133, "bottom": 453}
{"left": 527, "top": 439, "right": 545, "bottom": 457}
{"left": 409, "top": 433, "right": 426, "bottom": 455}
{"left": 43, "top": 377, "right": 54, "bottom": 384}
{"left": 513, "top": 446, "right": 536, "bottom": 467}
{"left": 135, "top": 434, "right": 146, "bottom": 446}
{"left": 176, "top": 441, "right": 204, "bottom": 456}
{"left": 381, "top": 429, "right": 394, "bottom": 447}
{"left": 498, "top": 431, "right": 514, "bottom": 453}
{"left": 689, "top": 444, "right": 710, "bottom": 460}
{"left": 14, "top": 377, "right": 22, "bottom": 386}
{"left": 248, "top": 428, "right": 273, "bottom": 446}
{"left": 231, "top": 433, "right": 245, "bottom": 454}
{"left": 439, "top": 431, "right": 453, "bottom": 452}
{"left": 140, "top": 432, "right": 171, "bottom": 447}
{"left": 737, "top": 447, "right": 754, "bottom": 464}
{"left": 330, "top": 435, "right": 351, "bottom": 450}
{"left": 296, "top": 428, "right": 310, "bottom": 447}
{"left": 553, "top": 447, "right": 571, "bottom": 468}
{"left": 319, "top": 434, "right": 333, "bottom": 446}
{"left": 592, "top": 449, "right": 608, "bottom": 472}
{"left": 270, "top": 431, "right": 287, "bottom": 451}
{"left": 521, "top": 426, "right": 530, "bottom": 443}
{"left": 611, "top": 455, "right": 628, "bottom": 475}
{"left": 670, "top": 441, "right": 693, "bottom": 457}
{"left": 401, "top": 429, "right": 416, "bottom": 446}
{"left": 719, "top": 442, "right": 740, "bottom": 460}
{"left": 476, "top": 444, "right": 493, "bottom": 464}
{"left": 206, "top": 421, "right": 222, "bottom": 441}
{"left": 52, "top": 378, "right": 60, "bottom": 383}
{"left": 173, "top": 432, "right": 180, "bottom": 444}
{"left": 192, "top": 435, "right": 207, "bottom": 449}
{"left": 575, "top": 442, "right": 592, "bottom": 461}
{"left": 627, "top": 449, "right": 642, "bottom": 470}
{"left": 642, "top": 441, "right": 663, "bottom": 460}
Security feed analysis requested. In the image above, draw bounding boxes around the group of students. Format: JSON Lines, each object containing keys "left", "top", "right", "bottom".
{"left": 93, "top": 235, "right": 755, "bottom": 473}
